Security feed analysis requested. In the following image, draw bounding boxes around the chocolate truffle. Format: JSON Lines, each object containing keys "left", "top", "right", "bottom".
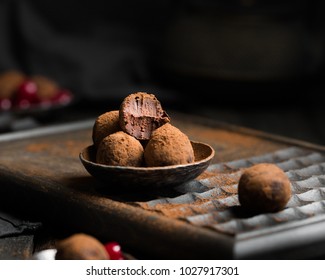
{"left": 31, "top": 75, "right": 59, "bottom": 99}
{"left": 96, "top": 131, "right": 144, "bottom": 166}
{"left": 144, "top": 123, "right": 194, "bottom": 166}
{"left": 238, "top": 163, "right": 291, "bottom": 213}
{"left": 92, "top": 110, "right": 120, "bottom": 147}
{"left": 119, "top": 92, "right": 170, "bottom": 140}
{"left": 0, "top": 71, "right": 26, "bottom": 99}
{"left": 55, "top": 233, "right": 109, "bottom": 260}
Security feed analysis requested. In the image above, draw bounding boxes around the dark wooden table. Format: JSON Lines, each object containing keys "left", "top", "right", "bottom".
{"left": 0, "top": 112, "right": 325, "bottom": 259}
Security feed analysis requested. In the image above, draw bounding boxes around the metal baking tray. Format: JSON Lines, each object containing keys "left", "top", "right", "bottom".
{"left": 136, "top": 146, "right": 325, "bottom": 259}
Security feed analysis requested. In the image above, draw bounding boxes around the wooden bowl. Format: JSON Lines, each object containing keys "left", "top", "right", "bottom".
{"left": 79, "top": 141, "right": 215, "bottom": 189}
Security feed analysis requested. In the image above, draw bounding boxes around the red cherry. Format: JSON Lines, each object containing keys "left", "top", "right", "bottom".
{"left": 50, "top": 89, "right": 73, "bottom": 105}
{"left": 14, "top": 80, "right": 39, "bottom": 109}
{"left": 17, "top": 80, "right": 38, "bottom": 101}
{"left": 104, "top": 242, "right": 124, "bottom": 260}
{"left": 0, "top": 98, "right": 12, "bottom": 110}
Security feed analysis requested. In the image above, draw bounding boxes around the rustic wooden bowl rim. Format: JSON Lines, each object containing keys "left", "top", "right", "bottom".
{"left": 80, "top": 140, "right": 215, "bottom": 171}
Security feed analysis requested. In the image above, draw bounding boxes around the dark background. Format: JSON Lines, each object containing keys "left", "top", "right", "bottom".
{"left": 1, "top": 0, "right": 325, "bottom": 144}
{"left": 1, "top": 0, "right": 325, "bottom": 260}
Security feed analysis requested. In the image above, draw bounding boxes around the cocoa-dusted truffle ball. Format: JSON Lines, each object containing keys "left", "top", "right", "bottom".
{"left": 238, "top": 163, "right": 291, "bottom": 213}
{"left": 92, "top": 110, "right": 120, "bottom": 147}
{"left": 119, "top": 92, "right": 170, "bottom": 140}
{"left": 31, "top": 75, "right": 59, "bottom": 99}
{"left": 96, "top": 131, "right": 144, "bottom": 166}
{"left": 0, "top": 71, "right": 26, "bottom": 99}
{"left": 55, "top": 233, "right": 109, "bottom": 260}
{"left": 144, "top": 123, "right": 194, "bottom": 166}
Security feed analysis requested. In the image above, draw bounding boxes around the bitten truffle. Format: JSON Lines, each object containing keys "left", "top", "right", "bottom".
{"left": 0, "top": 71, "right": 26, "bottom": 99}
{"left": 144, "top": 123, "right": 195, "bottom": 166}
{"left": 119, "top": 92, "right": 170, "bottom": 140}
{"left": 55, "top": 233, "right": 109, "bottom": 260}
{"left": 92, "top": 110, "right": 120, "bottom": 147}
{"left": 96, "top": 131, "right": 144, "bottom": 166}
{"left": 238, "top": 163, "right": 291, "bottom": 213}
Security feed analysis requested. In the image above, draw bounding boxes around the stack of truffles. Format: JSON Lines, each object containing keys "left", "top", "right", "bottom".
{"left": 92, "top": 92, "right": 195, "bottom": 167}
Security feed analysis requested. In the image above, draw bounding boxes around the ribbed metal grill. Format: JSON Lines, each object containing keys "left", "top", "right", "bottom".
{"left": 136, "top": 147, "right": 325, "bottom": 235}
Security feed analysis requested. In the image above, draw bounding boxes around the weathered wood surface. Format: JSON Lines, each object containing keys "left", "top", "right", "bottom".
{"left": 0, "top": 112, "right": 323, "bottom": 259}
{"left": 0, "top": 236, "right": 34, "bottom": 260}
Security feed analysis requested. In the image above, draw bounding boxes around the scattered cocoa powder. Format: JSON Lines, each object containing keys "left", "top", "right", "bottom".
{"left": 134, "top": 167, "right": 248, "bottom": 221}
{"left": 26, "top": 140, "right": 90, "bottom": 157}
{"left": 171, "top": 119, "right": 287, "bottom": 163}
{"left": 137, "top": 194, "right": 233, "bottom": 219}
{"left": 221, "top": 185, "right": 238, "bottom": 194}
{"left": 201, "top": 173, "right": 241, "bottom": 188}
{"left": 26, "top": 143, "right": 50, "bottom": 153}
{"left": 137, "top": 201, "right": 205, "bottom": 219}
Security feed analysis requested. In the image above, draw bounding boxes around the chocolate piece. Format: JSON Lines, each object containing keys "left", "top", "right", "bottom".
{"left": 119, "top": 92, "right": 170, "bottom": 140}
{"left": 96, "top": 131, "right": 144, "bottom": 166}
{"left": 92, "top": 110, "right": 120, "bottom": 147}
{"left": 0, "top": 71, "right": 26, "bottom": 99}
{"left": 238, "top": 163, "right": 291, "bottom": 213}
{"left": 31, "top": 75, "right": 59, "bottom": 99}
{"left": 55, "top": 233, "right": 109, "bottom": 260}
{"left": 144, "top": 123, "right": 194, "bottom": 166}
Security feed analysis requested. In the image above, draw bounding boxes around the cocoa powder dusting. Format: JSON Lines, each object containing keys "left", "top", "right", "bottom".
{"left": 135, "top": 168, "right": 242, "bottom": 220}
{"left": 202, "top": 173, "right": 241, "bottom": 188}
{"left": 137, "top": 192, "right": 232, "bottom": 219}
{"left": 26, "top": 140, "right": 90, "bottom": 157}
{"left": 171, "top": 120, "right": 288, "bottom": 163}
{"left": 138, "top": 200, "right": 211, "bottom": 219}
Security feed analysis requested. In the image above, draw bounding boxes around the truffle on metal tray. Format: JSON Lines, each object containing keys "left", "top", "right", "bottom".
{"left": 238, "top": 163, "right": 292, "bottom": 213}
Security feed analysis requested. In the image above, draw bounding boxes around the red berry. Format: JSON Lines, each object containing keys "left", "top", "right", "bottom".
{"left": 14, "top": 80, "right": 39, "bottom": 109}
{"left": 51, "top": 89, "right": 73, "bottom": 105}
{"left": 104, "top": 242, "right": 124, "bottom": 260}
{"left": 15, "top": 99, "right": 32, "bottom": 109}
{"left": 0, "top": 98, "right": 12, "bottom": 110}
